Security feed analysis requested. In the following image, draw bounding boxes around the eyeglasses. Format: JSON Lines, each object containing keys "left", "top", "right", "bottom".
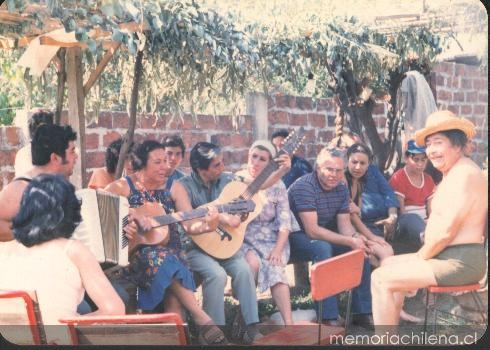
{"left": 320, "top": 166, "right": 344, "bottom": 174}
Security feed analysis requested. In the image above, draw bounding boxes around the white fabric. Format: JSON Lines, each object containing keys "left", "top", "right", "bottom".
{"left": 14, "top": 145, "right": 33, "bottom": 177}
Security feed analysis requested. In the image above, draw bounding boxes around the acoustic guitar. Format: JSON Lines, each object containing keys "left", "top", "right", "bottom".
{"left": 129, "top": 199, "right": 255, "bottom": 255}
{"left": 190, "top": 127, "right": 306, "bottom": 259}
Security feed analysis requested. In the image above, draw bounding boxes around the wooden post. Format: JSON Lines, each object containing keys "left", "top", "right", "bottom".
{"left": 66, "top": 47, "right": 86, "bottom": 189}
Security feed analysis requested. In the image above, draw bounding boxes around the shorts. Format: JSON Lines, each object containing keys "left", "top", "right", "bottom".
{"left": 427, "top": 243, "right": 486, "bottom": 286}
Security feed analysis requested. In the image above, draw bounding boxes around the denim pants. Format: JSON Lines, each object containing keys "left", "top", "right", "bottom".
{"left": 289, "top": 232, "right": 372, "bottom": 320}
{"left": 185, "top": 244, "right": 259, "bottom": 325}
{"left": 393, "top": 213, "right": 425, "bottom": 254}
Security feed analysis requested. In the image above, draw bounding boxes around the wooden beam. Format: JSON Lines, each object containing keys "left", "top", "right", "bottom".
{"left": 66, "top": 47, "right": 87, "bottom": 189}
{"left": 83, "top": 41, "right": 121, "bottom": 96}
{"left": 39, "top": 36, "right": 88, "bottom": 48}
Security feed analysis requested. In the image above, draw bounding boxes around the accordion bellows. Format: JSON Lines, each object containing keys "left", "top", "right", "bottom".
{"left": 73, "top": 189, "right": 129, "bottom": 268}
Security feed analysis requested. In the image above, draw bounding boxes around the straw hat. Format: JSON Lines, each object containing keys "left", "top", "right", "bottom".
{"left": 414, "top": 110, "right": 476, "bottom": 147}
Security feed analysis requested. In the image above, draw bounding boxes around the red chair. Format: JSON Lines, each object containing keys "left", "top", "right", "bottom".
{"left": 423, "top": 283, "right": 487, "bottom": 336}
{"left": 253, "top": 249, "right": 365, "bottom": 345}
{"left": 0, "top": 290, "right": 46, "bottom": 345}
{"left": 59, "top": 313, "right": 187, "bottom": 345}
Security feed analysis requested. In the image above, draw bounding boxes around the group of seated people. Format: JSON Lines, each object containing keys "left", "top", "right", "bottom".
{"left": 0, "top": 110, "right": 487, "bottom": 345}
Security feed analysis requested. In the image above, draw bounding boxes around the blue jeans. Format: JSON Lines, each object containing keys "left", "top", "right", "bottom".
{"left": 185, "top": 244, "right": 259, "bottom": 326}
{"left": 289, "top": 232, "right": 372, "bottom": 320}
{"left": 393, "top": 213, "right": 425, "bottom": 254}
{"left": 77, "top": 278, "right": 130, "bottom": 314}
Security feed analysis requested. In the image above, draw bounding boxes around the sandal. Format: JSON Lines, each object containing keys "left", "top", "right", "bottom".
{"left": 231, "top": 307, "right": 246, "bottom": 341}
{"left": 198, "top": 321, "right": 230, "bottom": 345}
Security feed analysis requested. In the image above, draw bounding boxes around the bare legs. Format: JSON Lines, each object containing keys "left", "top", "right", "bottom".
{"left": 245, "top": 250, "right": 294, "bottom": 325}
{"left": 371, "top": 254, "right": 437, "bottom": 342}
{"left": 169, "top": 280, "right": 212, "bottom": 326}
{"left": 271, "top": 283, "right": 293, "bottom": 324}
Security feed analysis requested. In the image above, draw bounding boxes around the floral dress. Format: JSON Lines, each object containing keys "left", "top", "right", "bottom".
{"left": 121, "top": 176, "right": 195, "bottom": 311}
{"left": 239, "top": 178, "right": 293, "bottom": 293}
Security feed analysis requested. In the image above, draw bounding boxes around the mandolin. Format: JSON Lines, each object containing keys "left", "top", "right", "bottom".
{"left": 190, "top": 127, "right": 306, "bottom": 259}
{"left": 129, "top": 199, "right": 255, "bottom": 255}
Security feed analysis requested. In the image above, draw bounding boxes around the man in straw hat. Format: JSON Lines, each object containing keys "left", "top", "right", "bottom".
{"left": 370, "top": 110, "right": 487, "bottom": 341}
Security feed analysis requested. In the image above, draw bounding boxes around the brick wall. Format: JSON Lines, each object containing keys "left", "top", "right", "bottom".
{"left": 0, "top": 62, "right": 487, "bottom": 190}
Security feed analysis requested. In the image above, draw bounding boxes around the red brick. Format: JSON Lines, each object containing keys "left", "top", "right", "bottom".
{"left": 97, "top": 112, "right": 113, "bottom": 128}
{"left": 286, "top": 95, "right": 297, "bottom": 109}
{"left": 296, "top": 96, "right": 313, "bottom": 110}
{"left": 461, "top": 78, "right": 473, "bottom": 89}
{"left": 473, "top": 105, "right": 486, "bottom": 114}
{"left": 139, "top": 115, "right": 157, "bottom": 129}
{"left": 215, "top": 115, "right": 233, "bottom": 130}
{"left": 86, "top": 151, "right": 105, "bottom": 168}
{"left": 85, "top": 133, "right": 100, "bottom": 150}
{"left": 317, "top": 130, "right": 335, "bottom": 143}
{"left": 0, "top": 150, "right": 16, "bottom": 167}
{"left": 473, "top": 79, "right": 488, "bottom": 90}
{"left": 437, "top": 90, "right": 451, "bottom": 101}
{"left": 478, "top": 92, "right": 488, "bottom": 103}
{"left": 239, "top": 115, "right": 253, "bottom": 130}
{"left": 289, "top": 114, "right": 307, "bottom": 126}
{"left": 465, "top": 92, "right": 478, "bottom": 103}
{"left": 451, "top": 77, "right": 460, "bottom": 88}
{"left": 102, "top": 132, "right": 123, "bottom": 147}
{"left": 317, "top": 98, "right": 333, "bottom": 112}
{"left": 268, "top": 110, "right": 289, "bottom": 124}
{"left": 460, "top": 105, "right": 472, "bottom": 115}
{"left": 307, "top": 113, "right": 326, "bottom": 128}
{"left": 434, "top": 75, "right": 445, "bottom": 86}
{"left": 5, "top": 127, "right": 20, "bottom": 146}
{"left": 211, "top": 133, "right": 230, "bottom": 147}
{"left": 326, "top": 114, "right": 336, "bottom": 127}
{"left": 455, "top": 64, "right": 468, "bottom": 77}
{"left": 194, "top": 114, "right": 217, "bottom": 130}
{"left": 113, "top": 112, "right": 130, "bottom": 129}
{"left": 275, "top": 94, "right": 288, "bottom": 109}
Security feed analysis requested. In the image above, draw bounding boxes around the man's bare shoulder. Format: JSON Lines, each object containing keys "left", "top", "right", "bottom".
{"left": 103, "top": 177, "right": 129, "bottom": 197}
{"left": 450, "top": 157, "right": 487, "bottom": 184}
{"left": 0, "top": 179, "right": 29, "bottom": 202}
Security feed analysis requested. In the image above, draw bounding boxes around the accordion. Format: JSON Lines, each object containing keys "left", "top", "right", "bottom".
{"left": 73, "top": 189, "right": 129, "bottom": 268}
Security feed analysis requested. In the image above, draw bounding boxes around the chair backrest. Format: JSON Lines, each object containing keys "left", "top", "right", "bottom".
{"left": 310, "top": 249, "right": 364, "bottom": 301}
{"left": 59, "top": 313, "right": 187, "bottom": 345}
{"left": 0, "top": 290, "right": 46, "bottom": 345}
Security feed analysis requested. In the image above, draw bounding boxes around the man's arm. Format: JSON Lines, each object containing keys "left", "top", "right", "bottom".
{"left": 298, "top": 210, "right": 363, "bottom": 249}
{"left": 0, "top": 182, "right": 27, "bottom": 241}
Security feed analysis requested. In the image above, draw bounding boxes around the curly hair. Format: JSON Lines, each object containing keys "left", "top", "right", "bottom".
{"left": 12, "top": 174, "right": 82, "bottom": 247}
{"left": 131, "top": 140, "right": 165, "bottom": 171}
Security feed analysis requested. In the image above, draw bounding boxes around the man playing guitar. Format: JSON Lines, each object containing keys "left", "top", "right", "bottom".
{"left": 171, "top": 141, "right": 291, "bottom": 344}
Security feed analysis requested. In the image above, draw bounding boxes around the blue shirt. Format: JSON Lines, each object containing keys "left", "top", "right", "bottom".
{"left": 282, "top": 155, "right": 313, "bottom": 188}
{"left": 288, "top": 172, "right": 350, "bottom": 233}
{"left": 360, "top": 164, "right": 399, "bottom": 221}
{"left": 166, "top": 168, "right": 186, "bottom": 191}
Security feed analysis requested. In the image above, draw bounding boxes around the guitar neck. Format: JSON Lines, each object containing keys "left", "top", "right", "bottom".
{"left": 151, "top": 203, "right": 240, "bottom": 228}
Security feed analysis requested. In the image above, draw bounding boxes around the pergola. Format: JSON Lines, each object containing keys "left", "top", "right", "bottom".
{"left": 0, "top": 3, "right": 126, "bottom": 188}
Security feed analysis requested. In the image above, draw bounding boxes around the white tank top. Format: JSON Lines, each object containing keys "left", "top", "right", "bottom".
{"left": 0, "top": 238, "right": 85, "bottom": 324}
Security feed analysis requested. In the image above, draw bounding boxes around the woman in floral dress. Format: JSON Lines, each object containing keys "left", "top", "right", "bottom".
{"left": 104, "top": 140, "right": 229, "bottom": 345}
{"left": 237, "top": 140, "right": 294, "bottom": 325}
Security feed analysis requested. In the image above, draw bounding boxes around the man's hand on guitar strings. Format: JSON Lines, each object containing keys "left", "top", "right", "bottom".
{"left": 203, "top": 205, "right": 220, "bottom": 231}
{"left": 274, "top": 154, "right": 292, "bottom": 174}
{"left": 125, "top": 213, "right": 155, "bottom": 236}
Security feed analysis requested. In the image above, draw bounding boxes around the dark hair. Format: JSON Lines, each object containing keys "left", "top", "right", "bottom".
{"left": 28, "top": 110, "right": 54, "bottom": 139}
{"left": 345, "top": 143, "right": 372, "bottom": 191}
{"left": 162, "top": 134, "right": 186, "bottom": 154}
{"left": 439, "top": 129, "right": 468, "bottom": 149}
{"left": 189, "top": 142, "right": 221, "bottom": 172}
{"left": 131, "top": 140, "right": 165, "bottom": 171}
{"left": 31, "top": 124, "right": 77, "bottom": 166}
{"left": 105, "top": 138, "right": 133, "bottom": 174}
{"left": 12, "top": 174, "right": 82, "bottom": 247}
{"left": 271, "top": 129, "right": 289, "bottom": 140}
{"left": 346, "top": 143, "right": 373, "bottom": 162}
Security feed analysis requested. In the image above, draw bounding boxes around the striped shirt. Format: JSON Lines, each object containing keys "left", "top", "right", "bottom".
{"left": 288, "top": 172, "right": 350, "bottom": 232}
